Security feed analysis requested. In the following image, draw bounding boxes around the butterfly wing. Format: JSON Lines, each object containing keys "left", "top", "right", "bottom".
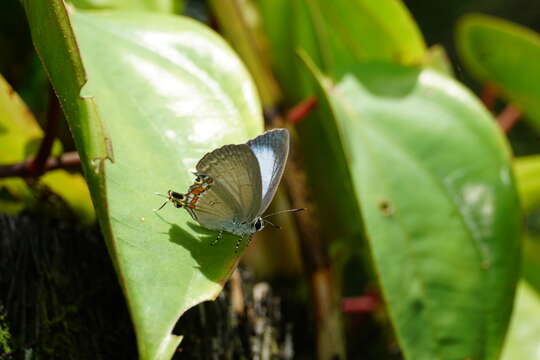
{"left": 185, "top": 186, "right": 238, "bottom": 231}
{"left": 247, "top": 129, "right": 289, "bottom": 215}
{"left": 194, "top": 143, "right": 262, "bottom": 227}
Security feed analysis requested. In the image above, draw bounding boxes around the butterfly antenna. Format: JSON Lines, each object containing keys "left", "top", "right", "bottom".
{"left": 263, "top": 219, "right": 281, "bottom": 229}
{"left": 263, "top": 208, "right": 305, "bottom": 219}
{"left": 153, "top": 192, "right": 170, "bottom": 211}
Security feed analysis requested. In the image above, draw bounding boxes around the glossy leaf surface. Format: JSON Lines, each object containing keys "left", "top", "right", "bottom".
{"left": 308, "top": 59, "right": 521, "bottom": 359}
{"left": 24, "top": 2, "right": 262, "bottom": 358}
{"left": 457, "top": 14, "right": 540, "bottom": 132}
{"left": 73, "top": 11, "right": 262, "bottom": 360}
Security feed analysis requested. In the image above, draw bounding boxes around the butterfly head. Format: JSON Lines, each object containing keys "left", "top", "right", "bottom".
{"left": 155, "top": 190, "right": 186, "bottom": 211}
{"left": 168, "top": 190, "right": 186, "bottom": 208}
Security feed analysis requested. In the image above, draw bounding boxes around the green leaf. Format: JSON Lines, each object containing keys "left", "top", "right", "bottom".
{"left": 207, "top": 0, "right": 281, "bottom": 108}
{"left": 24, "top": 2, "right": 263, "bottom": 358}
{"left": 522, "top": 232, "right": 540, "bottom": 295}
{"left": 514, "top": 155, "right": 540, "bottom": 214}
{"left": 258, "top": 0, "right": 426, "bottom": 100}
{"left": 0, "top": 73, "right": 42, "bottom": 212}
{"left": 456, "top": 14, "right": 540, "bottom": 132}
{"left": 68, "top": 0, "right": 184, "bottom": 13}
{"left": 305, "top": 57, "right": 521, "bottom": 359}
{"left": 313, "top": 0, "right": 426, "bottom": 65}
{"left": 0, "top": 73, "right": 94, "bottom": 223}
{"left": 501, "top": 281, "right": 540, "bottom": 360}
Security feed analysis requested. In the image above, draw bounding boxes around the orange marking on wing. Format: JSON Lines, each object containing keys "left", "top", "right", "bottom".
{"left": 190, "top": 186, "right": 206, "bottom": 195}
{"left": 188, "top": 195, "right": 199, "bottom": 209}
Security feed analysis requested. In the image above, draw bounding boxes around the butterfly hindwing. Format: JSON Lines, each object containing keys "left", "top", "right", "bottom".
{"left": 247, "top": 129, "right": 290, "bottom": 216}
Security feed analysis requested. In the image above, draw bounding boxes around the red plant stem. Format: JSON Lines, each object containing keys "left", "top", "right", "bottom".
{"left": 342, "top": 293, "right": 380, "bottom": 314}
{"left": 286, "top": 96, "right": 318, "bottom": 124}
{"left": 0, "top": 152, "right": 81, "bottom": 178}
{"left": 481, "top": 84, "right": 498, "bottom": 110}
{"left": 497, "top": 105, "right": 521, "bottom": 133}
{"left": 27, "top": 89, "right": 61, "bottom": 176}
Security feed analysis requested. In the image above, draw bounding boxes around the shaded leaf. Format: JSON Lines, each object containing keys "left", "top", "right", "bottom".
{"left": 456, "top": 14, "right": 540, "bottom": 132}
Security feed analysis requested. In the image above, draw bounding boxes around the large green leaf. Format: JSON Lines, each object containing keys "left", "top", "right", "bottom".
{"left": 305, "top": 58, "right": 521, "bottom": 359}
{"left": 456, "top": 14, "right": 540, "bottom": 132}
{"left": 313, "top": 0, "right": 425, "bottom": 65}
{"left": 258, "top": 0, "right": 426, "bottom": 101}
{"left": 23, "top": 3, "right": 262, "bottom": 359}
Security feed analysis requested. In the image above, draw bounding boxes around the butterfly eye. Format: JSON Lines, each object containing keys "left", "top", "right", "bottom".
{"left": 254, "top": 218, "right": 264, "bottom": 231}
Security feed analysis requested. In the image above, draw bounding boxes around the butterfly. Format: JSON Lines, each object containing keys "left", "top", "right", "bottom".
{"left": 156, "top": 128, "right": 302, "bottom": 251}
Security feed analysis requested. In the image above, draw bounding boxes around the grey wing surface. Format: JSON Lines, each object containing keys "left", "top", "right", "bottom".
{"left": 195, "top": 143, "right": 262, "bottom": 223}
{"left": 247, "top": 129, "right": 289, "bottom": 215}
{"left": 187, "top": 188, "right": 237, "bottom": 232}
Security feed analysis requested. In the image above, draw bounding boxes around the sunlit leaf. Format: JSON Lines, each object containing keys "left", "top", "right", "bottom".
{"left": 313, "top": 0, "right": 426, "bottom": 65}
{"left": 23, "top": 1, "right": 263, "bottom": 358}
{"left": 0, "top": 73, "right": 41, "bottom": 212}
{"left": 0, "top": 73, "right": 94, "bottom": 223}
{"left": 501, "top": 281, "right": 540, "bottom": 360}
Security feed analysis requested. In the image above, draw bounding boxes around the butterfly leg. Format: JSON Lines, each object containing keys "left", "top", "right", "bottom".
{"left": 211, "top": 231, "right": 223, "bottom": 246}
{"left": 234, "top": 235, "right": 244, "bottom": 253}
{"left": 246, "top": 233, "right": 254, "bottom": 247}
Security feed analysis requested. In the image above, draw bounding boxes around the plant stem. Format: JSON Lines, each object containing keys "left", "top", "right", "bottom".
{"left": 497, "top": 105, "right": 521, "bottom": 133}
{"left": 286, "top": 96, "right": 318, "bottom": 124}
{"left": 0, "top": 152, "right": 80, "bottom": 178}
{"left": 28, "top": 88, "right": 60, "bottom": 176}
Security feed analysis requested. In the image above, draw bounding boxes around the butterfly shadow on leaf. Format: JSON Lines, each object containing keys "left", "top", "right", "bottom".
{"left": 165, "top": 220, "right": 240, "bottom": 283}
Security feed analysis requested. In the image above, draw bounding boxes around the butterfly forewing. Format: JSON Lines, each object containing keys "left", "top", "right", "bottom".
{"left": 195, "top": 144, "right": 262, "bottom": 223}
{"left": 187, "top": 188, "right": 237, "bottom": 231}
{"left": 247, "top": 129, "right": 290, "bottom": 215}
